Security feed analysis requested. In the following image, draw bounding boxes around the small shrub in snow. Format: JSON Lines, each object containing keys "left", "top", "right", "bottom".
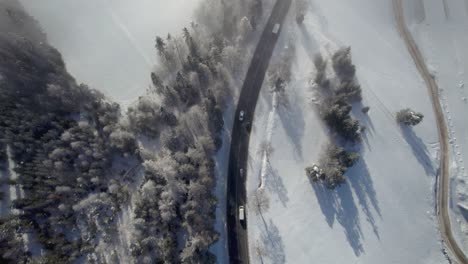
{"left": 396, "top": 108, "right": 424, "bottom": 126}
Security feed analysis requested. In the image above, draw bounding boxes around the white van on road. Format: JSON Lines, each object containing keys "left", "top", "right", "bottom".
{"left": 272, "top": 23, "right": 280, "bottom": 34}
{"left": 239, "top": 205, "right": 245, "bottom": 222}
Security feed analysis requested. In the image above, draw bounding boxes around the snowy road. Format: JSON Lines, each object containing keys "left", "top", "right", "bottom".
{"left": 394, "top": 0, "right": 468, "bottom": 262}
{"left": 226, "top": 0, "right": 292, "bottom": 263}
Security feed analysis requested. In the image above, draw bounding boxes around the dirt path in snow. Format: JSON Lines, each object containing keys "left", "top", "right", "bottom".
{"left": 393, "top": 0, "right": 467, "bottom": 263}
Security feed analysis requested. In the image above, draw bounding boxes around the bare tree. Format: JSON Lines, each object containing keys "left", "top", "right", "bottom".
{"left": 251, "top": 189, "right": 270, "bottom": 220}
{"left": 257, "top": 140, "right": 274, "bottom": 157}
{"left": 252, "top": 239, "right": 267, "bottom": 264}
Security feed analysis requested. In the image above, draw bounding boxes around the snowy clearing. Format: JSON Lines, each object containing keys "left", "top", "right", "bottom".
{"left": 405, "top": 0, "right": 468, "bottom": 255}
{"left": 246, "top": 0, "right": 449, "bottom": 263}
{"left": 20, "top": 0, "right": 201, "bottom": 103}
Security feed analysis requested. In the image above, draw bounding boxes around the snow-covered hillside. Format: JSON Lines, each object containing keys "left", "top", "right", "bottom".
{"left": 20, "top": 0, "right": 200, "bottom": 104}
{"left": 404, "top": 0, "right": 468, "bottom": 254}
{"left": 246, "top": 0, "right": 449, "bottom": 263}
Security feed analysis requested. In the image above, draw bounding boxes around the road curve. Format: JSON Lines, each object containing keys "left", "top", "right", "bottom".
{"left": 393, "top": 0, "right": 468, "bottom": 263}
{"left": 226, "top": 0, "right": 292, "bottom": 263}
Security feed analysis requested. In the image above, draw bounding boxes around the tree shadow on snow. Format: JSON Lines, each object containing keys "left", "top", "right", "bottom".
{"left": 298, "top": 24, "right": 319, "bottom": 64}
{"left": 310, "top": 147, "right": 381, "bottom": 256}
{"left": 277, "top": 83, "right": 305, "bottom": 160}
{"left": 400, "top": 125, "right": 436, "bottom": 176}
{"left": 266, "top": 160, "right": 289, "bottom": 207}
{"left": 346, "top": 157, "right": 381, "bottom": 240}
{"left": 311, "top": 178, "right": 365, "bottom": 256}
{"left": 261, "top": 219, "right": 286, "bottom": 264}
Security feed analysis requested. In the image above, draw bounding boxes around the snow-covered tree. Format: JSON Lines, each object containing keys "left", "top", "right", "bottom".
{"left": 238, "top": 16, "right": 253, "bottom": 43}
{"left": 396, "top": 108, "right": 424, "bottom": 126}
{"left": 332, "top": 47, "right": 356, "bottom": 80}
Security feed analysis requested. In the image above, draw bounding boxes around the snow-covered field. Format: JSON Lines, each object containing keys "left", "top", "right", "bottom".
{"left": 405, "top": 0, "right": 468, "bottom": 254}
{"left": 14, "top": 0, "right": 468, "bottom": 262}
{"left": 246, "top": 0, "right": 450, "bottom": 263}
{"left": 20, "top": 0, "right": 201, "bottom": 104}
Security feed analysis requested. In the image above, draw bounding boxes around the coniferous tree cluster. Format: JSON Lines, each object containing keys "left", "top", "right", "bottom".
{"left": 308, "top": 48, "right": 365, "bottom": 189}
{"left": 307, "top": 142, "right": 359, "bottom": 188}
{"left": 128, "top": 25, "right": 231, "bottom": 264}
{"left": 315, "top": 48, "right": 362, "bottom": 143}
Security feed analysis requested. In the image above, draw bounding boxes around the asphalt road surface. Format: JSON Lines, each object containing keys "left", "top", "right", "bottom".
{"left": 225, "top": 0, "right": 292, "bottom": 263}
{"left": 393, "top": 0, "right": 468, "bottom": 263}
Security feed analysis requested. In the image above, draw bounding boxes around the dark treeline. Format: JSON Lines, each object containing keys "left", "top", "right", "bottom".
{"left": 0, "top": 0, "right": 266, "bottom": 263}
{"left": 0, "top": 1, "right": 137, "bottom": 263}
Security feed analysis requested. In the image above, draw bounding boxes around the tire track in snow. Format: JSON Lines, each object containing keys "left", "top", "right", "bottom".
{"left": 101, "top": 0, "right": 153, "bottom": 69}
{"left": 439, "top": 90, "right": 466, "bottom": 176}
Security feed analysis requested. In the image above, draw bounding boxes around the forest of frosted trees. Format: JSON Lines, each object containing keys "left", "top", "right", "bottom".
{"left": 0, "top": 0, "right": 269, "bottom": 263}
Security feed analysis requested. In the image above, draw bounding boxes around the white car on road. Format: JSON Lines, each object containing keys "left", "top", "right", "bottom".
{"left": 239, "top": 110, "right": 245, "bottom": 121}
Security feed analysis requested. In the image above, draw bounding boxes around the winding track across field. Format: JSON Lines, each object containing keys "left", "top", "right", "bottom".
{"left": 393, "top": 0, "right": 468, "bottom": 263}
